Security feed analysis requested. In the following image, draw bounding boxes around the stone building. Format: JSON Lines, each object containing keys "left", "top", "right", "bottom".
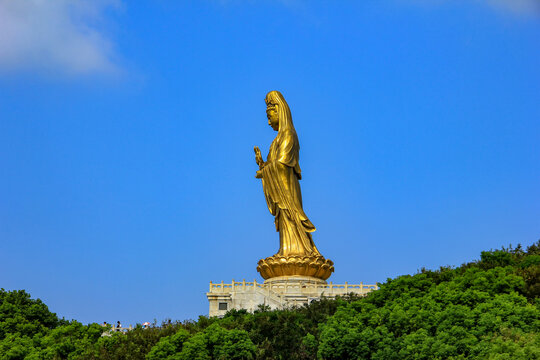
{"left": 207, "top": 277, "right": 378, "bottom": 317}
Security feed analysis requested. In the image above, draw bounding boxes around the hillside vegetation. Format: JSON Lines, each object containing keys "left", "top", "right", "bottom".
{"left": 1, "top": 241, "right": 538, "bottom": 359}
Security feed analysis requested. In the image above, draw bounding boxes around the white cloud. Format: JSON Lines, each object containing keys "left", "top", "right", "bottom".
{"left": 405, "top": 0, "right": 540, "bottom": 16}
{"left": 484, "top": 0, "right": 540, "bottom": 15}
{"left": 0, "top": 0, "right": 121, "bottom": 76}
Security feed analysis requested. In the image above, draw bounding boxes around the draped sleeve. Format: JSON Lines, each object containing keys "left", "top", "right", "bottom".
{"left": 276, "top": 129, "right": 302, "bottom": 179}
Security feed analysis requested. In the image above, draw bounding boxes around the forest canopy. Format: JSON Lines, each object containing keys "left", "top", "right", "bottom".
{"left": 1, "top": 241, "right": 539, "bottom": 359}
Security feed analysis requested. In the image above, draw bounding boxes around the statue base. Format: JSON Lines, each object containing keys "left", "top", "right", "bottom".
{"left": 264, "top": 275, "right": 327, "bottom": 285}
{"left": 257, "top": 254, "right": 334, "bottom": 280}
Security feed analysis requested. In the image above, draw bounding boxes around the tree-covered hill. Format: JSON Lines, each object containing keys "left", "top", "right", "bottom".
{"left": 1, "top": 241, "right": 538, "bottom": 359}
{"left": 317, "top": 244, "right": 540, "bottom": 359}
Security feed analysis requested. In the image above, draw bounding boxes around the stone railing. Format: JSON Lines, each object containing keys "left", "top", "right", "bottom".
{"left": 101, "top": 325, "right": 133, "bottom": 337}
{"left": 111, "top": 325, "right": 134, "bottom": 332}
{"left": 209, "top": 279, "right": 265, "bottom": 292}
{"left": 209, "top": 279, "right": 378, "bottom": 296}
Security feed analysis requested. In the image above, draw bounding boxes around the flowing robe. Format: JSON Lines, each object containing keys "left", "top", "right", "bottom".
{"left": 261, "top": 128, "right": 320, "bottom": 256}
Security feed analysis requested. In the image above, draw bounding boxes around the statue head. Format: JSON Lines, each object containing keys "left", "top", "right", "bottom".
{"left": 265, "top": 90, "right": 294, "bottom": 132}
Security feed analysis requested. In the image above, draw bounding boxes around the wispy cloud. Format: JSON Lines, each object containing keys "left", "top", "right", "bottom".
{"left": 405, "top": 0, "right": 540, "bottom": 16}
{"left": 484, "top": 0, "right": 540, "bottom": 15}
{"left": 0, "top": 0, "right": 122, "bottom": 76}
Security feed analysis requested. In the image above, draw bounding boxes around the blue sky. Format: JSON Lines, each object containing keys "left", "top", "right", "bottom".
{"left": 0, "top": 0, "right": 539, "bottom": 325}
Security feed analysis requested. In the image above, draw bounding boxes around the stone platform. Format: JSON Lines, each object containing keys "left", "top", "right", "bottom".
{"left": 207, "top": 276, "right": 378, "bottom": 317}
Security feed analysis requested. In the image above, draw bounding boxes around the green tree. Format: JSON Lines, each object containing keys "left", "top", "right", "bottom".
{"left": 146, "top": 328, "right": 190, "bottom": 360}
{"left": 172, "top": 323, "right": 256, "bottom": 360}
{"left": 0, "top": 289, "right": 59, "bottom": 340}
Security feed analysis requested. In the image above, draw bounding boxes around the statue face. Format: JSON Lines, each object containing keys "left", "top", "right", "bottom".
{"left": 266, "top": 102, "right": 279, "bottom": 131}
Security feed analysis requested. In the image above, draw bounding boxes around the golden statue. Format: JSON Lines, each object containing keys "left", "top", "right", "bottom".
{"left": 254, "top": 90, "right": 334, "bottom": 282}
